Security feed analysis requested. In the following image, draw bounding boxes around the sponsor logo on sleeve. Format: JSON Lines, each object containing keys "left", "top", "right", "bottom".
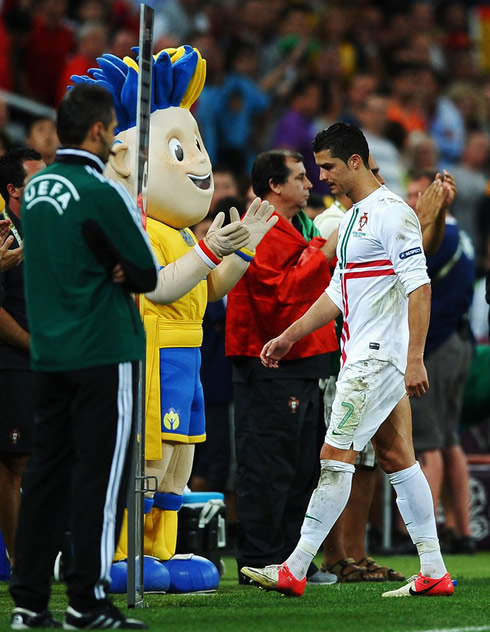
{"left": 399, "top": 246, "right": 422, "bottom": 259}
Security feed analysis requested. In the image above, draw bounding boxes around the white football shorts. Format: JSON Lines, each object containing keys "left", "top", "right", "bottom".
{"left": 325, "top": 359, "right": 406, "bottom": 452}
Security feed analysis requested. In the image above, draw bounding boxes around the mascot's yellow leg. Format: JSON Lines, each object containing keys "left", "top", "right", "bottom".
{"left": 114, "top": 508, "right": 128, "bottom": 562}
{"left": 147, "top": 506, "right": 178, "bottom": 561}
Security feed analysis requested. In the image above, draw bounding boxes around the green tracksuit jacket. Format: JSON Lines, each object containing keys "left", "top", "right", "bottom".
{"left": 21, "top": 148, "right": 158, "bottom": 372}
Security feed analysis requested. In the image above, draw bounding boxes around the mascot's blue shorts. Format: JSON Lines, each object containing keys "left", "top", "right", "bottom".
{"left": 159, "top": 347, "right": 205, "bottom": 442}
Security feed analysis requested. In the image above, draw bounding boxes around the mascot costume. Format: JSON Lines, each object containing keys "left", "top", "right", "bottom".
{"left": 70, "top": 45, "right": 276, "bottom": 592}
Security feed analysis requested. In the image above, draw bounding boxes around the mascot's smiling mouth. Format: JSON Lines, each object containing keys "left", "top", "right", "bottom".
{"left": 188, "top": 173, "right": 212, "bottom": 190}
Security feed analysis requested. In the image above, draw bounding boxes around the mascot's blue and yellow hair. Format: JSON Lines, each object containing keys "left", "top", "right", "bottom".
{"left": 70, "top": 45, "right": 206, "bottom": 134}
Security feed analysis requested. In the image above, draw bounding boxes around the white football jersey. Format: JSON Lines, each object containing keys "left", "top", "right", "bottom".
{"left": 325, "top": 186, "right": 430, "bottom": 373}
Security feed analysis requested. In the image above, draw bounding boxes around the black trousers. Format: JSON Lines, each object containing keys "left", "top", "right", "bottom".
{"left": 10, "top": 362, "right": 137, "bottom": 612}
{"left": 234, "top": 372, "right": 323, "bottom": 569}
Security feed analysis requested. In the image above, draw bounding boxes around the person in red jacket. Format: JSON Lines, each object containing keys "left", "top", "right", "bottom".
{"left": 226, "top": 149, "right": 338, "bottom": 584}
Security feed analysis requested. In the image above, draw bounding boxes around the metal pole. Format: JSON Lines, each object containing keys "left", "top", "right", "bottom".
{"left": 127, "top": 1, "right": 154, "bottom": 608}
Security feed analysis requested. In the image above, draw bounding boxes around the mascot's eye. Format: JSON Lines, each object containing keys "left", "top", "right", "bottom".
{"left": 194, "top": 135, "right": 202, "bottom": 152}
{"left": 169, "top": 138, "right": 184, "bottom": 162}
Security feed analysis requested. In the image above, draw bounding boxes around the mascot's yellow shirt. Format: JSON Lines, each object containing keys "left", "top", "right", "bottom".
{"left": 144, "top": 218, "right": 208, "bottom": 459}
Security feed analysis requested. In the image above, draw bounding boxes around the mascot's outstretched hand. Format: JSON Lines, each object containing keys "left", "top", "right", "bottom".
{"left": 241, "top": 197, "right": 278, "bottom": 250}
{"left": 204, "top": 208, "right": 250, "bottom": 259}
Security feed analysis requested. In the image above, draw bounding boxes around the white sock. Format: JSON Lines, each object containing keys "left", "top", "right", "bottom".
{"left": 285, "top": 459, "right": 355, "bottom": 579}
{"left": 388, "top": 461, "right": 447, "bottom": 578}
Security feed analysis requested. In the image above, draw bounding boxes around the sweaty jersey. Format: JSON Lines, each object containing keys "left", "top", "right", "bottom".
{"left": 325, "top": 186, "right": 430, "bottom": 373}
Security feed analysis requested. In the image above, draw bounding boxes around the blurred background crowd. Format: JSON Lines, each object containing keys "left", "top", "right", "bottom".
{"left": 1, "top": 0, "right": 490, "bottom": 283}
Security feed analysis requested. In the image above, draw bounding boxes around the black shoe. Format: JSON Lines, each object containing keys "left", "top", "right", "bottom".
{"left": 11, "top": 607, "right": 61, "bottom": 629}
{"left": 63, "top": 603, "right": 147, "bottom": 629}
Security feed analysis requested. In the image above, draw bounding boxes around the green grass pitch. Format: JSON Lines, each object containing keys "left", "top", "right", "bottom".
{"left": 1, "top": 553, "right": 489, "bottom": 631}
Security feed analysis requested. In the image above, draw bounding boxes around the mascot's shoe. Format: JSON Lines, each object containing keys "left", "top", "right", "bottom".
{"left": 240, "top": 563, "right": 306, "bottom": 597}
{"left": 162, "top": 554, "right": 219, "bottom": 593}
{"left": 109, "top": 557, "right": 171, "bottom": 594}
{"left": 382, "top": 572, "right": 455, "bottom": 597}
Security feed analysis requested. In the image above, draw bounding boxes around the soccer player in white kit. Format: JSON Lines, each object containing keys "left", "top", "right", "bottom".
{"left": 241, "top": 123, "right": 453, "bottom": 598}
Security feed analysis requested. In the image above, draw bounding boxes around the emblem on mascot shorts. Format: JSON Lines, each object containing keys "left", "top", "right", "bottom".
{"left": 288, "top": 397, "right": 299, "bottom": 413}
{"left": 164, "top": 408, "right": 181, "bottom": 431}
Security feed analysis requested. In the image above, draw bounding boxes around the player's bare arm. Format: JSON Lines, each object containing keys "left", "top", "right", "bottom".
{"left": 260, "top": 292, "right": 341, "bottom": 368}
{"left": 405, "top": 283, "right": 431, "bottom": 398}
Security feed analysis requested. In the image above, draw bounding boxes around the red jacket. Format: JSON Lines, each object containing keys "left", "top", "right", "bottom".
{"left": 226, "top": 213, "right": 338, "bottom": 360}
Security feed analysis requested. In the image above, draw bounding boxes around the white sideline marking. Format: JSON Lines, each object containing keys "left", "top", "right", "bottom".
{"left": 414, "top": 627, "right": 490, "bottom": 632}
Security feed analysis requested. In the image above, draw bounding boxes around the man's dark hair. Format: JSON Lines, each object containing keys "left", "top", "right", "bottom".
{"left": 313, "top": 123, "right": 370, "bottom": 167}
{"left": 56, "top": 84, "right": 115, "bottom": 146}
{"left": 0, "top": 146, "right": 42, "bottom": 202}
{"left": 27, "top": 115, "right": 55, "bottom": 136}
{"left": 408, "top": 168, "right": 437, "bottom": 183}
{"left": 251, "top": 150, "right": 303, "bottom": 198}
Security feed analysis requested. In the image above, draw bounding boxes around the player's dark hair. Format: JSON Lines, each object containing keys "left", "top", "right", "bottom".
{"left": 251, "top": 149, "right": 304, "bottom": 199}
{"left": 57, "top": 84, "right": 115, "bottom": 146}
{"left": 0, "top": 146, "right": 42, "bottom": 201}
{"left": 313, "top": 122, "right": 370, "bottom": 168}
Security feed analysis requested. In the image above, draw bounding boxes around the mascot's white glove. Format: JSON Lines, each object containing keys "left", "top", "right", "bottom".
{"left": 241, "top": 197, "right": 278, "bottom": 250}
{"left": 203, "top": 208, "right": 250, "bottom": 259}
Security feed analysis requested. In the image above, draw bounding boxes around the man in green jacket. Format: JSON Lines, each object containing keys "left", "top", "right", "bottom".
{"left": 9, "top": 83, "right": 157, "bottom": 630}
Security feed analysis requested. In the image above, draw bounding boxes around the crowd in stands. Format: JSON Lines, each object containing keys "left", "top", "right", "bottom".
{"left": 1, "top": 0, "right": 489, "bottom": 274}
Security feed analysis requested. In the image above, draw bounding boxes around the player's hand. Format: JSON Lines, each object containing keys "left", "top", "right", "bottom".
{"left": 241, "top": 197, "right": 278, "bottom": 250}
{"left": 405, "top": 357, "right": 429, "bottom": 398}
{"left": 260, "top": 335, "right": 293, "bottom": 368}
{"left": 204, "top": 210, "right": 250, "bottom": 259}
{"left": 0, "top": 243, "right": 23, "bottom": 271}
{"left": 415, "top": 179, "right": 445, "bottom": 232}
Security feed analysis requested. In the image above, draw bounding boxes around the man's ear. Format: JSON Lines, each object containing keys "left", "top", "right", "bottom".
{"left": 108, "top": 141, "right": 131, "bottom": 179}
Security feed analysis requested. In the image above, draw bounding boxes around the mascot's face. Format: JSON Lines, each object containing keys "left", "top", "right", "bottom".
{"left": 106, "top": 107, "right": 214, "bottom": 230}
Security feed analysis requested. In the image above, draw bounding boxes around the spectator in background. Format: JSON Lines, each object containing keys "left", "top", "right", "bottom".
{"left": 386, "top": 63, "right": 427, "bottom": 135}
{"left": 448, "top": 81, "right": 486, "bottom": 134}
{"left": 26, "top": 117, "right": 59, "bottom": 166}
{"left": 57, "top": 21, "right": 108, "bottom": 103}
{"left": 24, "top": 0, "right": 75, "bottom": 106}
{"left": 258, "top": 3, "right": 319, "bottom": 86}
{"left": 109, "top": 28, "right": 137, "bottom": 60}
{"left": 417, "top": 66, "right": 465, "bottom": 169}
{"left": 0, "top": 147, "right": 45, "bottom": 570}
{"left": 340, "top": 73, "right": 379, "bottom": 128}
{"left": 317, "top": 6, "right": 357, "bottom": 82}
{"left": 450, "top": 131, "right": 489, "bottom": 270}
{"left": 273, "top": 77, "right": 328, "bottom": 194}
{"left": 407, "top": 168, "right": 476, "bottom": 555}
{"left": 404, "top": 131, "right": 439, "bottom": 174}
{"left": 358, "top": 93, "right": 405, "bottom": 196}
{"left": 304, "top": 192, "right": 326, "bottom": 222}
{"left": 153, "top": 0, "right": 209, "bottom": 44}
{"left": 214, "top": 43, "right": 271, "bottom": 175}
{"left": 209, "top": 169, "right": 239, "bottom": 215}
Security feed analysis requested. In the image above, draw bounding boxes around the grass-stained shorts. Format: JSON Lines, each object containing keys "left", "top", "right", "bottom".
{"left": 325, "top": 360, "right": 405, "bottom": 452}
